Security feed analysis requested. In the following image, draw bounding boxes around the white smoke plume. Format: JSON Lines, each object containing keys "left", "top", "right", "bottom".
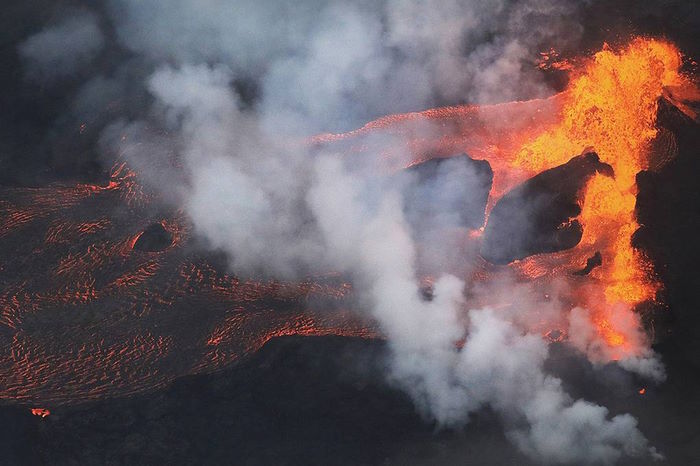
{"left": 23, "top": 0, "right": 666, "bottom": 463}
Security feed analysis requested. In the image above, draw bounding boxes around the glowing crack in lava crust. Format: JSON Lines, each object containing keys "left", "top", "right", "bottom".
{"left": 0, "top": 38, "right": 695, "bottom": 406}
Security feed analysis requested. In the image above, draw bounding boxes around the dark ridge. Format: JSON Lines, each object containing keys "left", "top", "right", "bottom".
{"left": 481, "top": 151, "right": 613, "bottom": 265}
{"left": 634, "top": 97, "right": 700, "bottom": 351}
{"left": 402, "top": 154, "right": 493, "bottom": 232}
{"left": 573, "top": 251, "right": 603, "bottom": 276}
{"left": 133, "top": 222, "right": 173, "bottom": 252}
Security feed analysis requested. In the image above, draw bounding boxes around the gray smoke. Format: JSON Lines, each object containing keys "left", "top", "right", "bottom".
{"left": 21, "top": 1, "right": 665, "bottom": 463}
{"left": 18, "top": 11, "right": 104, "bottom": 84}
{"left": 107, "top": 0, "right": 583, "bottom": 133}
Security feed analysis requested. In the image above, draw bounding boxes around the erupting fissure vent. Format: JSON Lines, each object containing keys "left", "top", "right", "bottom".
{"left": 314, "top": 37, "right": 695, "bottom": 359}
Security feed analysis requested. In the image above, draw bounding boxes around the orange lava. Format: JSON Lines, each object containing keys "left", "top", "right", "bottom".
{"left": 537, "top": 48, "right": 574, "bottom": 72}
{"left": 31, "top": 408, "right": 50, "bottom": 418}
{"left": 314, "top": 37, "right": 694, "bottom": 359}
{"left": 514, "top": 39, "right": 685, "bottom": 354}
{"left": 595, "top": 317, "right": 627, "bottom": 348}
{"left": 0, "top": 165, "right": 374, "bottom": 406}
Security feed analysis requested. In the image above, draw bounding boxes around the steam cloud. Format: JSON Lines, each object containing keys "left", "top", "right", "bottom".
{"left": 22, "top": 1, "right": 665, "bottom": 463}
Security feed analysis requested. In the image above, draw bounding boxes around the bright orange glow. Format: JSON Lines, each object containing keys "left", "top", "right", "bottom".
{"left": 313, "top": 37, "right": 693, "bottom": 359}
{"left": 512, "top": 38, "right": 685, "bottom": 353}
{"left": 595, "top": 317, "right": 627, "bottom": 348}
{"left": 31, "top": 408, "right": 50, "bottom": 418}
{"left": 537, "top": 48, "right": 574, "bottom": 72}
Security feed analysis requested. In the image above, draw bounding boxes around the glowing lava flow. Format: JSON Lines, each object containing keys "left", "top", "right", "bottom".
{"left": 315, "top": 37, "right": 695, "bottom": 360}
{"left": 497, "top": 39, "right": 687, "bottom": 357}
{"left": 0, "top": 164, "right": 375, "bottom": 406}
{"left": 30, "top": 408, "right": 50, "bottom": 418}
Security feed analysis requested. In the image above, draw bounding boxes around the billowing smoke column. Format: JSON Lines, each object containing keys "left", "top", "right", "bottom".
{"left": 18, "top": 1, "right": 678, "bottom": 464}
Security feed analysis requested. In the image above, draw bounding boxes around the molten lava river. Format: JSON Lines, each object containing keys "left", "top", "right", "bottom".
{"left": 0, "top": 38, "right": 697, "bottom": 406}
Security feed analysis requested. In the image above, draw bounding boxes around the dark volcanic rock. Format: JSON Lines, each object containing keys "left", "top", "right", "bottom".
{"left": 402, "top": 154, "right": 493, "bottom": 232}
{"left": 9, "top": 337, "right": 436, "bottom": 466}
{"left": 635, "top": 98, "right": 700, "bottom": 349}
{"left": 4, "top": 334, "right": 696, "bottom": 466}
{"left": 573, "top": 251, "right": 603, "bottom": 276}
{"left": 133, "top": 222, "right": 173, "bottom": 252}
{"left": 482, "top": 151, "right": 613, "bottom": 265}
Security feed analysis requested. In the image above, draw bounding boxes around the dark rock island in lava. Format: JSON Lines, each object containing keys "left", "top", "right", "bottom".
{"left": 133, "top": 223, "right": 173, "bottom": 252}
{"left": 482, "top": 151, "right": 613, "bottom": 264}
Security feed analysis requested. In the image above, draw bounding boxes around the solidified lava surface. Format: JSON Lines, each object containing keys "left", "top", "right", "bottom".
{"left": 0, "top": 176, "right": 376, "bottom": 406}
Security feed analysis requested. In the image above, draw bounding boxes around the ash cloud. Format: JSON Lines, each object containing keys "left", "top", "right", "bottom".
{"left": 21, "top": 0, "right": 665, "bottom": 464}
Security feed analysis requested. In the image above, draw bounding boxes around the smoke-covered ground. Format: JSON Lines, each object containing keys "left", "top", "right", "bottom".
{"left": 0, "top": 1, "right": 699, "bottom": 465}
